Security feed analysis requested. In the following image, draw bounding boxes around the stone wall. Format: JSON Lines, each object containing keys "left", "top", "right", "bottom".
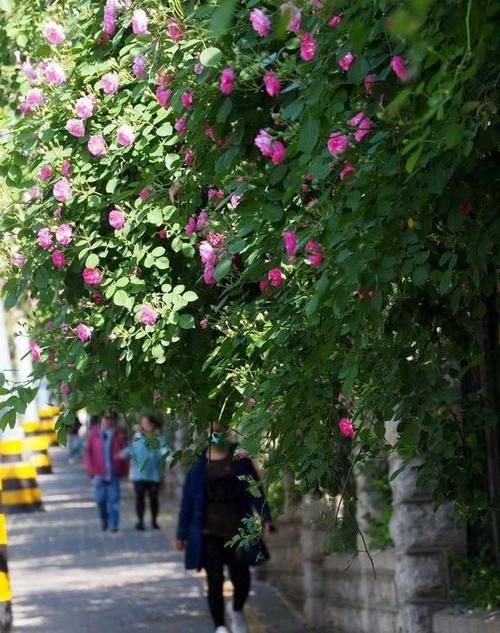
{"left": 262, "top": 507, "right": 398, "bottom": 633}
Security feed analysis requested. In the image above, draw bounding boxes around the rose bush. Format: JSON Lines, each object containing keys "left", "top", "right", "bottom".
{"left": 0, "top": 0, "right": 499, "bottom": 531}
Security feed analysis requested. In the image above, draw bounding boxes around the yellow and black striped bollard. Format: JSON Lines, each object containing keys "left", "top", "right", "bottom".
{"left": 0, "top": 480, "right": 12, "bottom": 632}
{"left": 0, "top": 438, "right": 43, "bottom": 514}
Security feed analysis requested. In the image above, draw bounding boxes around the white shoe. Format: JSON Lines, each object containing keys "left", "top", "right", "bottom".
{"left": 229, "top": 608, "right": 249, "bottom": 633}
{"left": 214, "top": 628, "right": 230, "bottom": 633}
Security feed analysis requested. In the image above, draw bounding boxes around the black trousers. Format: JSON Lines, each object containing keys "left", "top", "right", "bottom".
{"left": 133, "top": 481, "right": 159, "bottom": 524}
{"left": 202, "top": 533, "right": 251, "bottom": 627}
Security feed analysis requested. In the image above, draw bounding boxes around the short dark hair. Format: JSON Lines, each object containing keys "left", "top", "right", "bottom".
{"left": 142, "top": 413, "right": 162, "bottom": 431}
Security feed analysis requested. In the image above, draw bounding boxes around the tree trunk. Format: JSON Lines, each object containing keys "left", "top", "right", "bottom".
{"left": 479, "top": 294, "right": 500, "bottom": 565}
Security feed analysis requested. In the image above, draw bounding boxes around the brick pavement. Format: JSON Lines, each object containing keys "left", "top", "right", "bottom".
{"left": 6, "top": 448, "right": 304, "bottom": 633}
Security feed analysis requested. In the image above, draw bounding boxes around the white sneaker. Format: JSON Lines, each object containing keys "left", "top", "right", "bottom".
{"left": 214, "top": 628, "right": 230, "bottom": 633}
{"left": 229, "top": 608, "right": 249, "bottom": 633}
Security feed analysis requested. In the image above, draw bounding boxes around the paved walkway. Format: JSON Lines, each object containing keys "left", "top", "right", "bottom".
{"left": 6, "top": 449, "right": 303, "bottom": 633}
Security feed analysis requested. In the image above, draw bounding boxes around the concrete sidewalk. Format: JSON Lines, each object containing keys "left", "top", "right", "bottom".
{"left": 6, "top": 448, "right": 304, "bottom": 632}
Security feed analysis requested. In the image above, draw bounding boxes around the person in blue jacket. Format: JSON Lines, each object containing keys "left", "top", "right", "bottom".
{"left": 176, "top": 422, "right": 274, "bottom": 633}
{"left": 122, "top": 414, "right": 169, "bottom": 531}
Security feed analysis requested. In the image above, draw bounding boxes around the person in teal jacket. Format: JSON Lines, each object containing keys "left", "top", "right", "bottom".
{"left": 123, "top": 414, "right": 169, "bottom": 531}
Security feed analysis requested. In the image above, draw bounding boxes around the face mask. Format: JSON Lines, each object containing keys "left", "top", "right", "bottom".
{"left": 210, "top": 432, "right": 224, "bottom": 445}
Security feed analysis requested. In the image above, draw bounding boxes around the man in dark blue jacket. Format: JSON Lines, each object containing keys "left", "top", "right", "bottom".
{"left": 176, "top": 424, "right": 274, "bottom": 633}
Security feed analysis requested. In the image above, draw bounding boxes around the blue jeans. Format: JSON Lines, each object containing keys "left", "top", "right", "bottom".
{"left": 93, "top": 476, "right": 120, "bottom": 530}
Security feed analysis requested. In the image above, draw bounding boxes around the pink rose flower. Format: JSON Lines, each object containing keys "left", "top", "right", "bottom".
{"left": 350, "top": 113, "right": 372, "bottom": 142}
{"left": 25, "top": 88, "right": 44, "bottom": 108}
{"left": 51, "top": 250, "right": 65, "bottom": 268}
{"left": 37, "top": 227, "right": 53, "bottom": 249}
{"left": 339, "top": 162, "right": 356, "bottom": 180}
{"left": 43, "top": 21, "right": 65, "bottom": 45}
{"left": 11, "top": 252, "right": 25, "bottom": 267}
{"left": 267, "top": 267, "right": 283, "bottom": 287}
{"left": 328, "top": 15, "right": 342, "bottom": 27}
{"left": 132, "top": 55, "right": 147, "bottom": 78}
{"left": 29, "top": 340, "right": 41, "bottom": 361}
{"left": 167, "top": 18, "right": 184, "bottom": 41}
{"left": 185, "top": 216, "right": 197, "bottom": 234}
{"left": 255, "top": 129, "right": 273, "bottom": 157}
{"left": 138, "top": 305, "right": 157, "bottom": 326}
{"left": 116, "top": 124, "right": 135, "bottom": 146}
{"left": 21, "top": 61, "right": 37, "bottom": 83}
{"left": 339, "top": 417, "right": 354, "bottom": 438}
{"left": 103, "top": 0, "right": 117, "bottom": 36}
{"left": 38, "top": 165, "right": 53, "bottom": 181}
{"left": 21, "top": 191, "right": 32, "bottom": 204}
{"left": 234, "top": 447, "right": 249, "bottom": 460}
{"left": 108, "top": 333, "right": 117, "bottom": 342}
{"left": 31, "top": 186, "right": 42, "bottom": 199}
{"left": 87, "top": 135, "right": 107, "bottom": 156}
{"left": 364, "top": 74, "right": 377, "bottom": 95}
{"left": 283, "top": 230, "right": 297, "bottom": 255}
{"left": 175, "top": 116, "right": 187, "bottom": 134}
{"left": 248, "top": 398, "right": 256, "bottom": 408}
{"left": 183, "top": 147, "right": 193, "bottom": 166}
{"left": 156, "top": 85, "right": 172, "bottom": 107}
{"left": 219, "top": 68, "right": 234, "bottom": 95}
{"left": 199, "top": 241, "right": 216, "bottom": 267}
{"left": 75, "top": 323, "right": 92, "bottom": 342}
{"left": 108, "top": 209, "right": 126, "bottom": 229}
{"left": 139, "top": 187, "right": 150, "bottom": 201}
{"left": 53, "top": 178, "right": 71, "bottom": 202}
{"left": 305, "top": 239, "right": 323, "bottom": 266}
{"left": 61, "top": 160, "right": 71, "bottom": 178}
{"left": 327, "top": 132, "right": 349, "bottom": 156}
{"left": 91, "top": 291, "right": 103, "bottom": 304}
{"left": 280, "top": 2, "right": 301, "bottom": 32}
{"left": 391, "top": 55, "right": 408, "bottom": 81}
{"left": 66, "top": 118, "right": 85, "bottom": 137}
{"left": 44, "top": 61, "right": 66, "bottom": 85}
{"left": 153, "top": 390, "right": 161, "bottom": 401}
{"left": 199, "top": 318, "right": 208, "bottom": 329}
{"left": 250, "top": 8, "right": 270, "bottom": 37}
{"left": 300, "top": 33, "right": 317, "bottom": 61}
{"left": 194, "top": 62, "right": 203, "bottom": 75}
{"left": 271, "top": 141, "right": 285, "bottom": 164}
{"left": 100, "top": 72, "right": 120, "bottom": 95}
{"left": 83, "top": 267, "right": 102, "bottom": 285}
{"left": 196, "top": 210, "right": 208, "bottom": 229}
{"left": 59, "top": 382, "right": 71, "bottom": 396}
{"left": 339, "top": 52, "right": 355, "bottom": 71}
{"left": 181, "top": 90, "right": 193, "bottom": 108}
{"left": 203, "top": 266, "right": 215, "bottom": 285}
{"left": 55, "top": 223, "right": 73, "bottom": 246}
{"left": 132, "top": 9, "right": 148, "bottom": 35}
{"left": 75, "top": 95, "right": 94, "bottom": 119}
{"left": 263, "top": 71, "right": 280, "bottom": 97}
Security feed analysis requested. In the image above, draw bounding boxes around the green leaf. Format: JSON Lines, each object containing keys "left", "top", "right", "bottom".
{"left": 147, "top": 208, "right": 163, "bottom": 226}
{"left": 183, "top": 291, "right": 198, "bottom": 302}
{"left": 413, "top": 266, "right": 428, "bottom": 287}
{"left": 439, "top": 268, "right": 453, "bottom": 295}
{"left": 164, "top": 153, "right": 180, "bottom": 169}
{"left": 405, "top": 147, "right": 422, "bottom": 174}
{"left": 157, "top": 123, "right": 173, "bottom": 137}
{"left": 299, "top": 118, "right": 320, "bottom": 154}
{"left": 347, "top": 56, "right": 369, "bottom": 84}
{"left": 113, "top": 290, "right": 129, "bottom": 306}
{"left": 214, "top": 255, "right": 232, "bottom": 282}
{"left": 263, "top": 204, "right": 283, "bottom": 222}
{"left": 106, "top": 177, "right": 119, "bottom": 194}
{"left": 155, "top": 257, "right": 170, "bottom": 270}
{"left": 178, "top": 313, "right": 195, "bottom": 329}
{"left": 200, "top": 47, "right": 223, "bottom": 68}
{"left": 210, "top": 0, "right": 237, "bottom": 38}
{"left": 86, "top": 254, "right": 100, "bottom": 268}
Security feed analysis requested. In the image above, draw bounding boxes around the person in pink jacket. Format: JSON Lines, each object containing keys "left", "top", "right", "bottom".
{"left": 83, "top": 412, "right": 128, "bottom": 532}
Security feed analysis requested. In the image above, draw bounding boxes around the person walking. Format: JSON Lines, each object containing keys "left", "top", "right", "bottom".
{"left": 176, "top": 422, "right": 274, "bottom": 633}
{"left": 123, "top": 414, "right": 169, "bottom": 531}
{"left": 67, "top": 415, "right": 82, "bottom": 464}
{"left": 83, "top": 412, "right": 128, "bottom": 532}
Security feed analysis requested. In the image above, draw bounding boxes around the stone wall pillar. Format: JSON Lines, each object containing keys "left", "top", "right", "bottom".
{"left": 386, "top": 420, "right": 465, "bottom": 633}
{"left": 301, "top": 495, "right": 326, "bottom": 629}
{"left": 355, "top": 458, "right": 389, "bottom": 551}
